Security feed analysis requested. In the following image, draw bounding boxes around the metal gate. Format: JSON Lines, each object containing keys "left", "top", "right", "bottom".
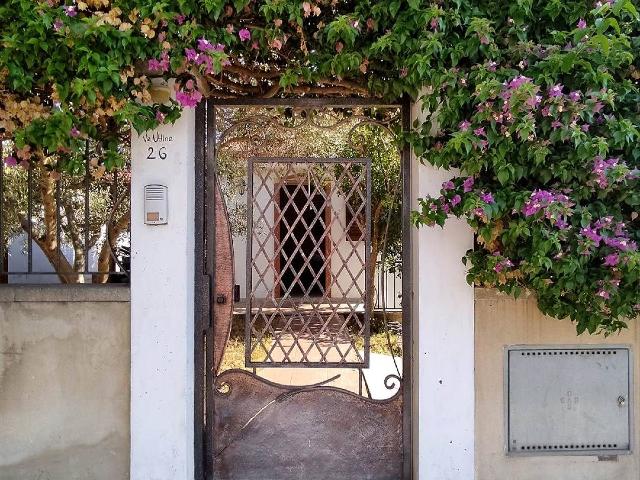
{"left": 195, "top": 99, "right": 412, "bottom": 480}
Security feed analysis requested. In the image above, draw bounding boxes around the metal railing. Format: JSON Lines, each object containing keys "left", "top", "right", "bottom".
{"left": 0, "top": 140, "right": 130, "bottom": 284}
{"left": 374, "top": 260, "right": 402, "bottom": 311}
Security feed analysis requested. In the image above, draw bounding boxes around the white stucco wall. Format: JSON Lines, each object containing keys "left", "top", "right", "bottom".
{"left": 130, "top": 104, "right": 195, "bottom": 480}
{"left": 412, "top": 101, "right": 476, "bottom": 479}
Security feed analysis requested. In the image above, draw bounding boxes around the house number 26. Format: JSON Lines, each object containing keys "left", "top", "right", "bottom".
{"left": 147, "top": 146, "right": 167, "bottom": 160}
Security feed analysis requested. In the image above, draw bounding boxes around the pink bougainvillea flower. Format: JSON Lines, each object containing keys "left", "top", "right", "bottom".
{"left": 603, "top": 253, "right": 619, "bottom": 267}
{"left": 70, "top": 126, "right": 81, "bottom": 138}
{"left": 480, "top": 192, "right": 494, "bottom": 204}
{"left": 479, "top": 35, "right": 490, "bottom": 45}
{"left": 463, "top": 176, "right": 474, "bottom": 193}
{"left": 430, "top": 17, "right": 438, "bottom": 30}
{"left": 486, "top": 60, "right": 497, "bottom": 72}
{"left": 239, "top": 28, "right": 251, "bottom": 41}
{"left": 148, "top": 52, "right": 170, "bottom": 73}
{"left": 474, "top": 126, "right": 486, "bottom": 137}
{"left": 3, "top": 155, "right": 17, "bottom": 167}
{"left": 251, "top": 41, "right": 259, "bottom": 50}
{"left": 551, "top": 120, "right": 563, "bottom": 129}
{"left": 568, "top": 90, "right": 581, "bottom": 102}
{"left": 548, "top": 83, "right": 563, "bottom": 97}
{"left": 580, "top": 226, "right": 602, "bottom": 245}
{"left": 581, "top": 124, "right": 590, "bottom": 132}
{"left": 53, "top": 18, "right": 64, "bottom": 31}
{"left": 399, "top": 67, "right": 408, "bottom": 78}
{"left": 302, "top": 2, "right": 312, "bottom": 17}
{"left": 175, "top": 14, "right": 186, "bottom": 25}
{"left": 197, "top": 38, "right": 214, "bottom": 52}
{"left": 458, "top": 120, "right": 471, "bottom": 131}
{"left": 451, "top": 194, "right": 462, "bottom": 206}
{"left": 155, "top": 110, "right": 166, "bottom": 124}
{"left": 63, "top": 5, "right": 77, "bottom": 17}
{"left": 577, "top": 18, "right": 587, "bottom": 29}
{"left": 597, "top": 289, "right": 610, "bottom": 300}
{"left": 270, "top": 38, "right": 283, "bottom": 50}
{"left": 185, "top": 48, "right": 198, "bottom": 62}
{"left": 335, "top": 42, "right": 344, "bottom": 53}
{"left": 442, "top": 180, "right": 454, "bottom": 191}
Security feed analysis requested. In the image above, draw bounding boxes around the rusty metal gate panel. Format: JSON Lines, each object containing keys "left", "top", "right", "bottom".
{"left": 246, "top": 157, "right": 371, "bottom": 368}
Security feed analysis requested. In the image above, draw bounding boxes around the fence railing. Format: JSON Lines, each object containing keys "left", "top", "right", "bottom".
{"left": 0, "top": 140, "right": 130, "bottom": 284}
{"left": 374, "top": 260, "right": 402, "bottom": 311}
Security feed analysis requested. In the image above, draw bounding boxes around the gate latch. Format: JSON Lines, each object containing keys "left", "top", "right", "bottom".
{"left": 216, "top": 294, "right": 227, "bottom": 305}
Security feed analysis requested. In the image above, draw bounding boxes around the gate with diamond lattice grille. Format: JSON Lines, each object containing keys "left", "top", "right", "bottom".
{"left": 194, "top": 99, "right": 412, "bottom": 480}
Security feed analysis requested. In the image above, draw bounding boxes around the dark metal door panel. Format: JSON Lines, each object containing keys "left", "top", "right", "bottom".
{"left": 213, "top": 370, "right": 402, "bottom": 480}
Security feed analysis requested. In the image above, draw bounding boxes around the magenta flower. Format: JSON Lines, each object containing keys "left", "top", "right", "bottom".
{"left": 155, "top": 110, "right": 166, "bottom": 124}
{"left": 399, "top": 67, "right": 408, "bottom": 78}
{"left": 239, "top": 28, "right": 251, "bottom": 41}
{"left": 597, "top": 289, "right": 610, "bottom": 300}
{"left": 442, "top": 180, "right": 455, "bottom": 191}
{"left": 548, "top": 84, "right": 563, "bottom": 97}
{"left": 577, "top": 18, "right": 587, "bottom": 29}
{"left": 473, "top": 126, "right": 486, "bottom": 137}
{"left": 459, "top": 120, "right": 471, "bottom": 131}
{"left": 507, "top": 75, "right": 532, "bottom": 89}
{"left": 568, "top": 90, "right": 581, "bottom": 102}
{"left": 486, "top": 60, "right": 497, "bottom": 72}
{"left": 580, "top": 226, "right": 602, "bottom": 245}
{"left": 70, "top": 126, "right": 81, "bottom": 138}
{"left": 480, "top": 192, "right": 494, "bottom": 204}
{"left": 451, "top": 194, "right": 462, "bottom": 206}
{"left": 463, "top": 176, "right": 474, "bottom": 193}
{"left": 148, "top": 52, "right": 170, "bottom": 73}
{"left": 175, "top": 14, "right": 186, "bottom": 25}
{"left": 53, "top": 18, "right": 64, "bottom": 31}
{"left": 430, "top": 17, "right": 438, "bottom": 30}
{"left": 3, "top": 155, "right": 17, "bottom": 167}
{"left": 63, "top": 5, "right": 77, "bottom": 17}
{"left": 551, "top": 120, "right": 562, "bottom": 129}
{"left": 185, "top": 48, "right": 198, "bottom": 62}
{"left": 603, "top": 253, "right": 619, "bottom": 267}
{"left": 581, "top": 124, "right": 590, "bottom": 132}
{"left": 197, "top": 38, "right": 214, "bottom": 52}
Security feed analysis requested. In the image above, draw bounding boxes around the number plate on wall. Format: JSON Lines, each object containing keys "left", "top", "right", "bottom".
{"left": 505, "top": 346, "right": 632, "bottom": 456}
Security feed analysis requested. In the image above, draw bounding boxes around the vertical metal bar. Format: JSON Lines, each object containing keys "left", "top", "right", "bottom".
{"left": 194, "top": 100, "right": 207, "bottom": 480}
{"left": 0, "top": 142, "right": 4, "bottom": 277}
{"left": 400, "top": 97, "right": 413, "bottom": 480}
{"left": 245, "top": 157, "right": 254, "bottom": 367}
{"left": 204, "top": 102, "right": 217, "bottom": 479}
{"left": 27, "top": 162, "right": 33, "bottom": 273}
{"left": 111, "top": 169, "right": 118, "bottom": 275}
{"left": 84, "top": 141, "right": 90, "bottom": 275}
{"left": 56, "top": 177, "right": 62, "bottom": 277}
{"left": 363, "top": 157, "right": 372, "bottom": 367}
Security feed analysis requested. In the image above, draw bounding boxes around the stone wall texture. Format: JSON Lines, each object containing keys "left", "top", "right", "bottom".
{"left": 0, "top": 285, "right": 130, "bottom": 480}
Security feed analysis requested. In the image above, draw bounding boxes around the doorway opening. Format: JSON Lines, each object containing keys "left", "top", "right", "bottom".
{"left": 276, "top": 182, "right": 330, "bottom": 298}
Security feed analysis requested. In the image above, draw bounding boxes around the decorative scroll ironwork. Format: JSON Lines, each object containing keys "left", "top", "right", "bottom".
{"left": 245, "top": 157, "right": 371, "bottom": 367}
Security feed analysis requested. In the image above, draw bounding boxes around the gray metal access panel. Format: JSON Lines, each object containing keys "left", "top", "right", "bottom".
{"left": 505, "top": 345, "right": 632, "bottom": 456}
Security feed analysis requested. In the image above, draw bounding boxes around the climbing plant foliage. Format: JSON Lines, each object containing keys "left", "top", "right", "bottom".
{"left": 0, "top": 0, "right": 638, "bottom": 333}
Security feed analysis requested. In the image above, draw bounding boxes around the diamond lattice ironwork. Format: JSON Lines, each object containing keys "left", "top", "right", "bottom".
{"left": 245, "top": 157, "right": 371, "bottom": 367}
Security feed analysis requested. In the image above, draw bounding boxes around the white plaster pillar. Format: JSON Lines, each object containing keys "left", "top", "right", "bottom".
{"left": 412, "top": 102, "right": 475, "bottom": 479}
{"left": 130, "top": 105, "right": 195, "bottom": 480}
